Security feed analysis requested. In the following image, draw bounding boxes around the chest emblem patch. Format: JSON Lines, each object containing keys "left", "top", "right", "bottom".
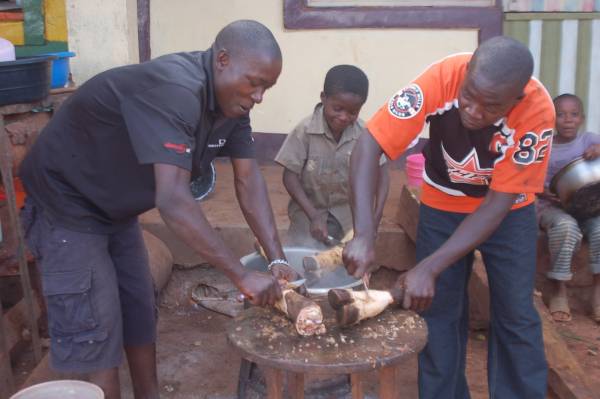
{"left": 388, "top": 84, "right": 424, "bottom": 119}
{"left": 442, "top": 145, "right": 493, "bottom": 185}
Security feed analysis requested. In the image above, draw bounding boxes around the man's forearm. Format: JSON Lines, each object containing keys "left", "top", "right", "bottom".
{"left": 154, "top": 163, "right": 249, "bottom": 282}
{"left": 351, "top": 132, "right": 383, "bottom": 239}
{"left": 235, "top": 160, "right": 285, "bottom": 260}
{"left": 158, "top": 196, "right": 246, "bottom": 283}
{"left": 373, "top": 164, "right": 390, "bottom": 226}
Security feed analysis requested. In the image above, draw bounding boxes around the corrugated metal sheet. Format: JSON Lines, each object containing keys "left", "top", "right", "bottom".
{"left": 505, "top": 13, "right": 600, "bottom": 133}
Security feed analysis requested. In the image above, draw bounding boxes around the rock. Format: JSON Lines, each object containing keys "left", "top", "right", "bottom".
{"left": 142, "top": 230, "right": 174, "bottom": 293}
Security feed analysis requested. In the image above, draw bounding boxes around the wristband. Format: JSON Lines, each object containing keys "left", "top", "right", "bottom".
{"left": 267, "top": 259, "right": 290, "bottom": 271}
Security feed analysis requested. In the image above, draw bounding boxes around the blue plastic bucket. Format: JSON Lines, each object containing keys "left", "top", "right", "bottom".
{"left": 43, "top": 51, "right": 75, "bottom": 88}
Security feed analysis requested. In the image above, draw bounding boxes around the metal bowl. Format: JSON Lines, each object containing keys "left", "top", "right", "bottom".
{"left": 240, "top": 246, "right": 362, "bottom": 295}
{"left": 550, "top": 156, "right": 600, "bottom": 203}
{"left": 550, "top": 156, "right": 600, "bottom": 220}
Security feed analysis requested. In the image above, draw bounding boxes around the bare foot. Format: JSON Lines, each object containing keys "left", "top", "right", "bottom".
{"left": 549, "top": 280, "right": 571, "bottom": 322}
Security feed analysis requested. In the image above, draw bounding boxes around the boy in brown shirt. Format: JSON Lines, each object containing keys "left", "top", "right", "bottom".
{"left": 275, "top": 65, "right": 389, "bottom": 247}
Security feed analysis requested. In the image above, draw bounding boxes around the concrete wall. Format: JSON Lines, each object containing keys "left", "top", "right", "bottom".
{"left": 151, "top": 0, "right": 477, "bottom": 135}
{"left": 66, "top": 0, "right": 138, "bottom": 84}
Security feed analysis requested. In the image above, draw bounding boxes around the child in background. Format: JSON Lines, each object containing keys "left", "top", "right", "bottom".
{"left": 275, "top": 65, "right": 389, "bottom": 248}
{"left": 538, "top": 93, "right": 600, "bottom": 322}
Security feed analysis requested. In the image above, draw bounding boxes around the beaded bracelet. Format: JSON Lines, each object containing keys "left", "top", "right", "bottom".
{"left": 267, "top": 258, "right": 290, "bottom": 271}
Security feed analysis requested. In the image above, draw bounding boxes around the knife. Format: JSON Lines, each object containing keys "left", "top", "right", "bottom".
{"left": 238, "top": 278, "right": 307, "bottom": 302}
{"left": 325, "top": 235, "right": 342, "bottom": 247}
{"left": 362, "top": 274, "right": 371, "bottom": 297}
{"left": 288, "top": 278, "right": 306, "bottom": 289}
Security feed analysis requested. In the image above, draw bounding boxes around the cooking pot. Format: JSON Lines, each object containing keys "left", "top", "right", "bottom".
{"left": 550, "top": 156, "right": 600, "bottom": 220}
{"left": 240, "top": 246, "right": 362, "bottom": 295}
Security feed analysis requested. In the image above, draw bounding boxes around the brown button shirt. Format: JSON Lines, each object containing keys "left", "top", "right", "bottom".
{"left": 276, "top": 104, "right": 384, "bottom": 235}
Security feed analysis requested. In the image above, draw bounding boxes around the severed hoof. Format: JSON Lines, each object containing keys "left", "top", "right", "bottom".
{"left": 328, "top": 289, "right": 354, "bottom": 310}
{"left": 336, "top": 304, "right": 360, "bottom": 326}
{"left": 303, "top": 257, "right": 322, "bottom": 286}
{"left": 303, "top": 256, "right": 319, "bottom": 272}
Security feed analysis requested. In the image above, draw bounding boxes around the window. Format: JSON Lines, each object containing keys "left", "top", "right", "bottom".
{"left": 284, "top": 0, "right": 502, "bottom": 42}
{"left": 308, "top": 0, "right": 495, "bottom": 6}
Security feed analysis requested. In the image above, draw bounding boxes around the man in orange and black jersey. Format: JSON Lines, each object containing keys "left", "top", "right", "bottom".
{"left": 343, "top": 36, "right": 554, "bottom": 398}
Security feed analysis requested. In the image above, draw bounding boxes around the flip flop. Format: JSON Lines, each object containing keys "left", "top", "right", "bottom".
{"left": 548, "top": 295, "right": 572, "bottom": 322}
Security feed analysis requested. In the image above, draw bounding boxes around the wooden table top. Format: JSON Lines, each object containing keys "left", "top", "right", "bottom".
{"left": 227, "top": 296, "right": 427, "bottom": 374}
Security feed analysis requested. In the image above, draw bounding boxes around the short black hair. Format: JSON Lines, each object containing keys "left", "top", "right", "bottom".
{"left": 323, "top": 64, "right": 369, "bottom": 102}
{"left": 470, "top": 36, "right": 533, "bottom": 93}
{"left": 553, "top": 93, "right": 584, "bottom": 112}
{"left": 214, "top": 20, "right": 281, "bottom": 61}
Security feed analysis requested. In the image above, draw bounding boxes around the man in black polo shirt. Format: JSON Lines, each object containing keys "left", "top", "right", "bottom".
{"left": 19, "top": 20, "right": 295, "bottom": 398}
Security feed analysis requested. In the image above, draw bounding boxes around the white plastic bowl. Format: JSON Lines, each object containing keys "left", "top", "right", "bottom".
{"left": 0, "top": 37, "right": 15, "bottom": 62}
{"left": 10, "top": 380, "right": 104, "bottom": 399}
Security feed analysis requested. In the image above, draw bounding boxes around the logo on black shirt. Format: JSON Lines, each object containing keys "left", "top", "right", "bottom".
{"left": 208, "top": 139, "right": 227, "bottom": 149}
{"left": 442, "top": 145, "right": 493, "bottom": 186}
{"left": 164, "top": 142, "right": 191, "bottom": 155}
{"left": 388, "top": 84, "right": 424, "bottom": 119}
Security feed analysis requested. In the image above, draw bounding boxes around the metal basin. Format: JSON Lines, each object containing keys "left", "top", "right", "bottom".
{"left": 551, "top": 157, "right": 600, "bottom": 203}
{"left": 551, "top": 156, "right": 600, "bottom": 220}
{"left": 240, "top": 246, "right": 362, "bottom": 295}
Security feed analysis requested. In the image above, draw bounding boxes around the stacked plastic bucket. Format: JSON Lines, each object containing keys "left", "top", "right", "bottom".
{"left": 406, "top": 153, "right": 425, "bottom": 189}
{"left": 44, "top": 51, "right": 76, "bottom": 88}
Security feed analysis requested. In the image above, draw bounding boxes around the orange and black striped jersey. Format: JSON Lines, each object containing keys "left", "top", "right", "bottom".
{"left": 367, "top": 53, "right": 555, "bottom": 213}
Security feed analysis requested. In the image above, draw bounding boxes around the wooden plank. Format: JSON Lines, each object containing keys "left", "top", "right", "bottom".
{"left": 0, "top": 11, "right": 24, "bottom": 21}
{"left": 287, "top": 371, "right": 304, "bottom": 399}
{"left": 0, "top": 116, "right": 42, "bottom": 363}
{"left": 351, "top": 373, "right": 364, "bottom": 399}
{"left": 136, "top": 0, "right": 151, "bottom": 62}
{"left": 264, "top": 367, "right": 284, "bottom": 399}
{"left": 379, "top": 365, "right": 399, "bottom": 399}
{"left": 14, "top": 41, "right": 68, "bottom": 58}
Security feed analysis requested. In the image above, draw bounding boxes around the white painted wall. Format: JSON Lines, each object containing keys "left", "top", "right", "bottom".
{"left": 65, "top": 0, "right": 477, "bottom": 135}
{"left": 66, "top": 0, "right": 139, "bottom": 84}
{"left": 151, "top": 0, "right": 477, "bottom": 135}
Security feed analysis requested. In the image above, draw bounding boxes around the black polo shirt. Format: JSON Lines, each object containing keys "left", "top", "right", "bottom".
{"left": 20, "top": 48, "right": 255, "bottom": 233}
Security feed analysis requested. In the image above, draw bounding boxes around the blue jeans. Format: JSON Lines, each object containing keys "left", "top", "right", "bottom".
{"left": 416, "top": 204, "right": 547, "bottom": 399}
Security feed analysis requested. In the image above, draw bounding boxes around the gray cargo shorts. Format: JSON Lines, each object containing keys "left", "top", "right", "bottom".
{"left": 20, "top": 198, "right": 157, "bottom": 373}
